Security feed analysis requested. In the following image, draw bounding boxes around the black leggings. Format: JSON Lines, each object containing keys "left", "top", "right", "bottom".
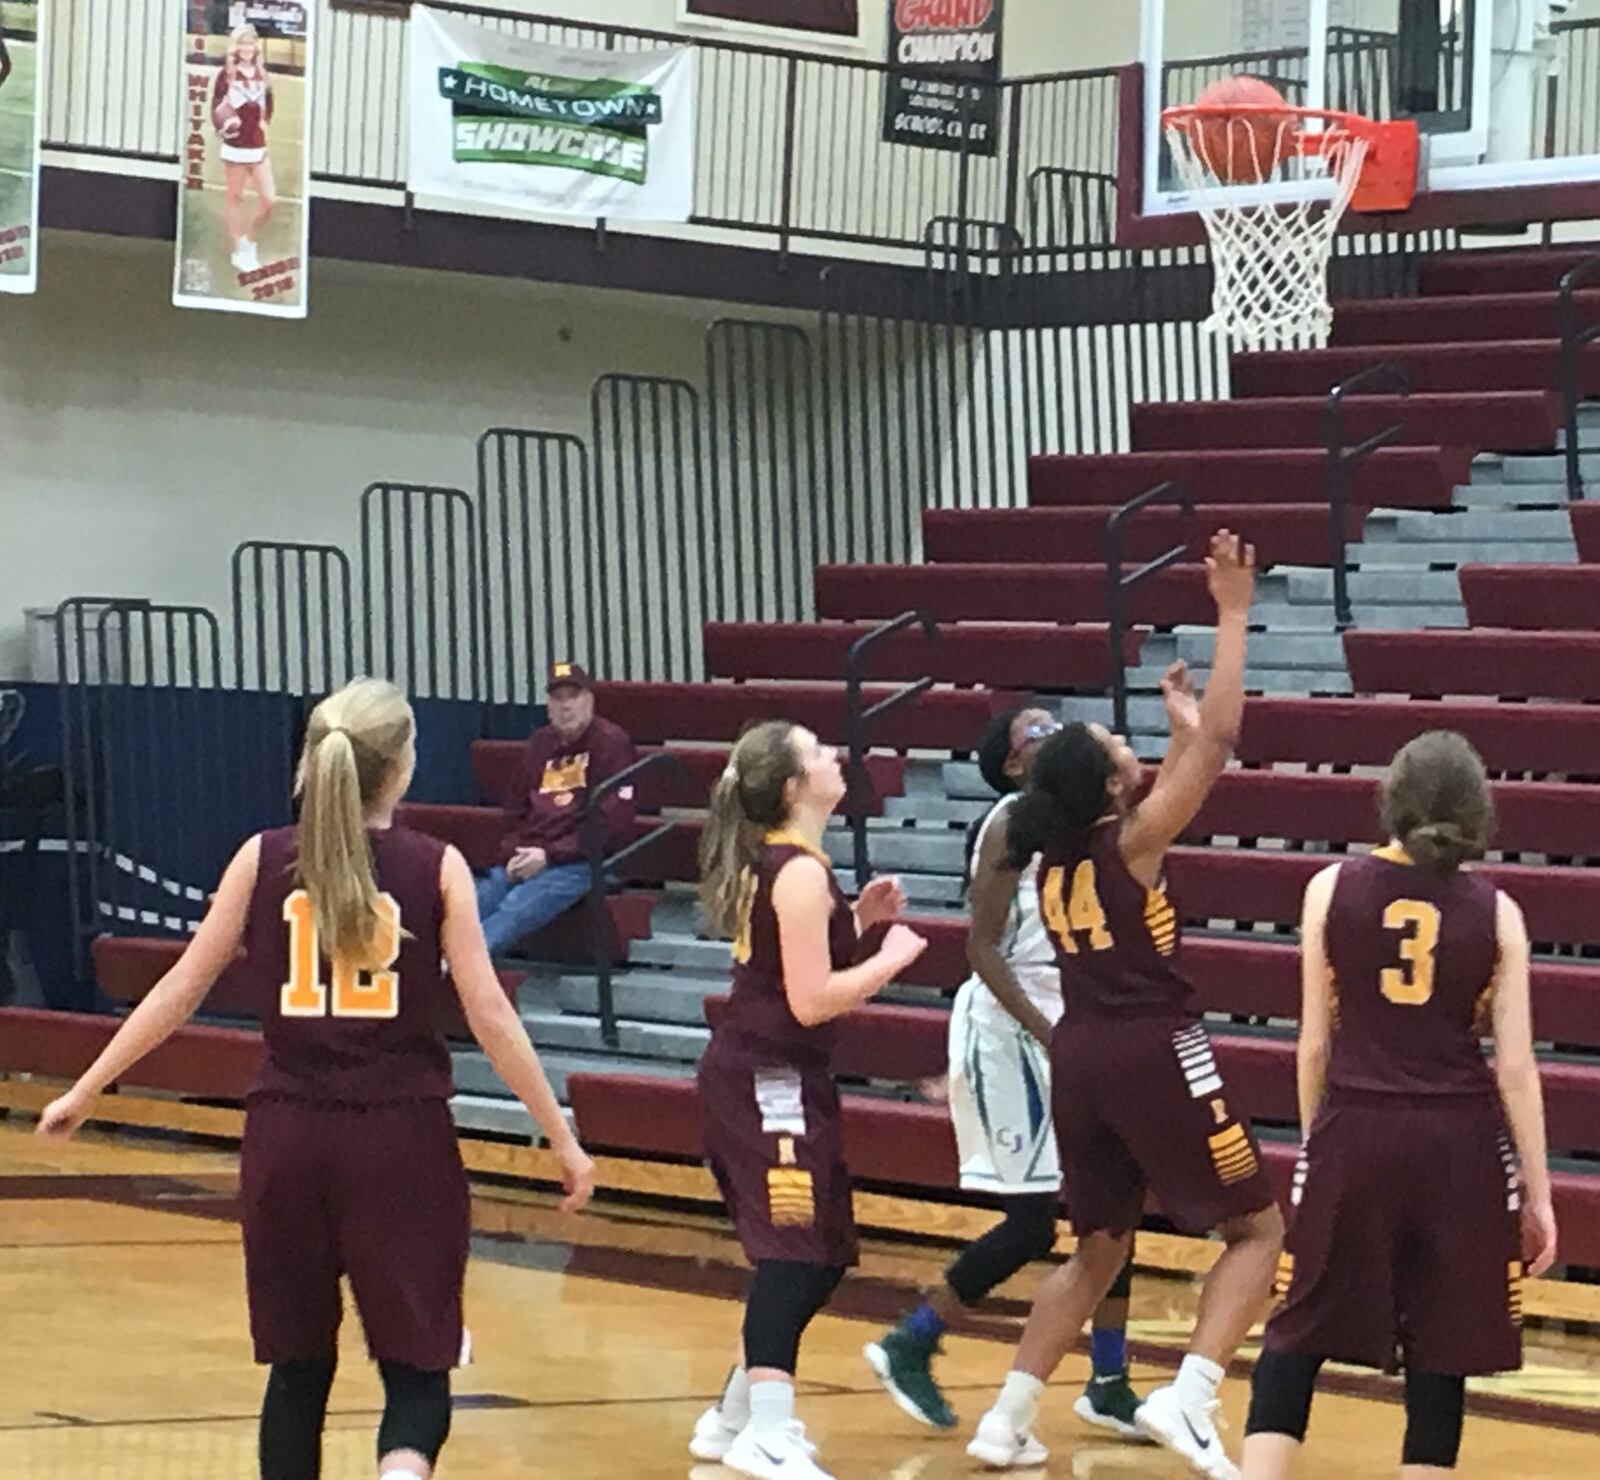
{"left": 258, "top": 1359, "right": 453, "bottom": 1480}
{"left": 743, "top": 1260, "right": 846, "bottom": 1374}
{"left": 946, "top": 1193, "right": 1058, "bottom": 1305}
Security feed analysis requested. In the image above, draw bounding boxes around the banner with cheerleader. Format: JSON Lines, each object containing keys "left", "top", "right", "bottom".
{"left": 0, "top": 1, "right": 45, "bottom": 294}
{"left": 174, "top": 1, "right": 315, "bottom": 318}
{"left": 408, "top": 6, "right": 697, "bottom": 223}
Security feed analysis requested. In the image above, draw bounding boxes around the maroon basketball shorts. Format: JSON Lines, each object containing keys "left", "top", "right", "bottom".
{"left": 240, "top": 1096, "right": 471, "bottom": 1370}
{"left": 698, "top": 1045, "right": 859, "bottom": 1268}
{"left": 1052, "top": 1012, "right": 1275, "bottom": 1237}
{"left": 1265, "top": 1093, "right": 1523, "bottom": 1375}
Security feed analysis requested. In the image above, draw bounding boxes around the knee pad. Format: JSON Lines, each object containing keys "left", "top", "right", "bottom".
{"left": 1245, "top": 1350, "right": 1324, "bottom": 1442}
{"left": 260, "top": 1359, "right": 336, "bottom": 1480}
{"left": 1402, "top": 1371, "right": 1465, "bottom": 1469}
{"left": 377, "top": 1363, "right": 452, "bottom": 1465}
{"left": 742, "top": 1261, "right": 846, "bottom": 1373}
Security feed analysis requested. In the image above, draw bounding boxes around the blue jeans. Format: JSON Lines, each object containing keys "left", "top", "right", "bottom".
{"left": 476, "top": 861, "right": 593, "bottom": 958}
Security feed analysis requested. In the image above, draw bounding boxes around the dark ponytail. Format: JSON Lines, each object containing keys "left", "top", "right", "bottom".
{"left": 1378, "top": 730, "right": 1494, "bottom": 875}
{"left": 1004, "top": 724, "right": 1116, "bottom": 870}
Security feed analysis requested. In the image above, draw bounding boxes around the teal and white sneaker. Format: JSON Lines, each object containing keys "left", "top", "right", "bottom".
{"left": 1073, "top": 1370, "right": 1149, "bottom": 1441}
{"left": 863, "top": 1323, "right": 958, "bottom": 1429}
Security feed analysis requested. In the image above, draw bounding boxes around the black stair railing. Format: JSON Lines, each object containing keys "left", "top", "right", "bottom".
{"left": 1104, "top": 482, "right": 1194, "bottom": 739}
{"left": 1326, "top": 363, "right": 1410, "bottom": 630}
{"left": 581, "top": 751, "right": 687, "bottom": 1049}
{"left": 1559, "top": 253, "right": 1600, "bottom": 501}
{"left": 844, "top": 611, "right": 938, "bottom": 889}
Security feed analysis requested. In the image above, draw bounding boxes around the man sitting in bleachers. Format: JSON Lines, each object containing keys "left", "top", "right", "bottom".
{"left": 476, "top": 663, "right": 637, "bottom": 958}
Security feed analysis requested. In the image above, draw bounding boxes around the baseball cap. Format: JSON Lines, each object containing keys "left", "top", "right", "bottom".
{"left": 546, "top": 661, "right": 592, "bottom": 694}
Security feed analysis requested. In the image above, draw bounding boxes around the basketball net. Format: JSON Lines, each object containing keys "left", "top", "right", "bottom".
{"left": 1162, "top": 114, "right": 1370, "bottom": 351}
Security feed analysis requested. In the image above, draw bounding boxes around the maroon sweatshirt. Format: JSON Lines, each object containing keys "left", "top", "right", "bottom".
{"left": 499, "top": 716, "right": 637, "bottom": 866}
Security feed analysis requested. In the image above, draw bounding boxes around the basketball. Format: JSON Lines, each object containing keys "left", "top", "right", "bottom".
{"left": 1188, "top": 75, "right": 1295, "bottom": 184}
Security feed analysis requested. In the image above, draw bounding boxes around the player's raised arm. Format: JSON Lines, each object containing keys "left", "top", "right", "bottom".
{"left": 439, "top": 845, "right": 594, "bottom": 1213}
{"left": 1122, "top": 530, "right": 1254, "bottom": 877}
{"left": 774, "top": 855, "right": 926, "bottom": 1026}
{"left": 36, "top": 835, "right": 261, "bottom": 1139}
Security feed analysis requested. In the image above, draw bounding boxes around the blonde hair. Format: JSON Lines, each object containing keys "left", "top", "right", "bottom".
{"left": 227, "top": 24, "right": 262, "bottom": 74}
{"left": 294, "top": 678, "right": 414, "bottom": 963}
{"left": 698, "top": 721, "right": 802, "bottom": 937}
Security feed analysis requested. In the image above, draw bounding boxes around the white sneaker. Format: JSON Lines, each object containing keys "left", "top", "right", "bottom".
{"left": 688, "top": 1404, "right": 740, "bottom": 1461}
{"left": 722, "top": 1419, "right": 833, "bottom": 1479}
{"left": 239, "top": 238, "right": 261, "bottom": 271}
{"left": 230, "top": 244, "right": 249, "bottom": 272}
{"left": 966, "top": 1407, "right": 1049, "bottom": 1469}
{"left": 1134, "top": 1384, "right": 1240, "bottom": 1480}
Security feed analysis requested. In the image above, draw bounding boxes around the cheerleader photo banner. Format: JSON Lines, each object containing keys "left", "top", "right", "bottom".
{"left": 0, "top": 1, "right": 46, "bottom": 295}
{"left": 408, "top": 5, "right": 697, "bottom": 223}
{"left": 174, "top": 0, "right": 315, "bottom": 318}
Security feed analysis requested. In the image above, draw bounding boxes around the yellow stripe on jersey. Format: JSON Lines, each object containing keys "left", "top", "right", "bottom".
{"left": 1208, "top": 1124, "right": 1260, "bottom": 1185}
{"left": 1144, "top": 888, "right": 1178, "bottom": 957}
{"left": 1274, "top": 1251, "right": 1296, "bottom": 1301}
{"left": 1508, "top": 1261, "right": 1525, "bottom": 1327}
{"left": 764, "top": 828, "right": 831, "bottom": 866}
{"left": 767, "top": 1168, "right": 816, "bottom": 1227}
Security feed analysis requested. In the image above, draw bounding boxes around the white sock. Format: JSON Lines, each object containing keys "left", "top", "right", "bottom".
{"left": 995, "top": 1369, "right": 1045, "bottom": 1431}
{"left": 747, "top": 1378, "right": 795, "bottom": 1435}
{"left": 379, "top": 1469, "right": 427, "bottom": 1480}
{"left": 1174, "top": 1353, "right": 1225, "bottom": 1406}
{"left": 719, "top": 1365, "right": 751, "bottom": 1426}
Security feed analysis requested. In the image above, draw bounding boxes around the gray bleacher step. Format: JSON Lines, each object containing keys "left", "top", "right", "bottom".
{"left": 451, "top": 1046, "right": 689, "bottom": 1103}
{"left": 827, "top": 829, "right": 965, "bottom": 877}
{"left": 884, "top": 794, "right": 992, "bottom": 824}
{"left": 1142, "top": 629, "right": 1346, "bottom": 669}
{"left": 556, "top": 969, "right": 721, "bottom": 1025}
{"left": 894, "top": 871, "right": 967, "bottom": 906}
{"left": 1499, "top": 453, "right": 1600, "bottom": 484}
{"left": 1282, "top": 567, "right": 1464, "bottom": 603}
{"left": 1124, "top": 665, "right": 1353, "bottom": 696}
{"left": 1452, "top": 482, "right": 1572, "bottom": 509}
{"left": 524, "top": 1008, "right": 710, "bottom": 1062}
{"left": 450, "top": 1093, "right": 547, "bottom": 1136}
{"left": 1347, "top": 540, "right": 1577, "bottom": 567}
{"left": 627, "top": 932, "right": 734, "bottom": 973}
{"left": 1363, "top": 508, "right": 1577, "bottom": 543}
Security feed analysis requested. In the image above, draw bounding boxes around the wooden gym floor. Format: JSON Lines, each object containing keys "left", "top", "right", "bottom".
{"left": 1, "top": 1122, "right": 1596, "bottom": 1478}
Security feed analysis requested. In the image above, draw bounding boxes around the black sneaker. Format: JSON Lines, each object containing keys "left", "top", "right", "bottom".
{"left": 1073, "top": 1370, "right": 1147, "bottom": 1441}
{"left": 863, "top": 1324, "right": 958, "bottom": 1429}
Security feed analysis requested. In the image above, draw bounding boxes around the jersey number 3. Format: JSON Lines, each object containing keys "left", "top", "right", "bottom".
{"left": 1042, "top": 861, "right": 1115, "bottom": 955}
{"left": 281, "top": 889, "right": 401, "bottom": 1019}
{"left": 1380, "top": 898, "right": 1440, "bottom": 1007}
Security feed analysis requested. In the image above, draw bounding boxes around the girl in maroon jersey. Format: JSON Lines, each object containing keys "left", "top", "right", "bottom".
{"left": 690, "top": 720, "right": 927, "bottom": 1480}
{"left": 969, "top": 531, "right": 1283, "bottom": 1480}
{"left": 36, "top": 678, "right": 595, "bottom": 1480}
{"left": 214, "top": 23, "right": 277, "bottom": 274}
{"left": 1242, "top": 732, "right": 1558, "bottom": 1478}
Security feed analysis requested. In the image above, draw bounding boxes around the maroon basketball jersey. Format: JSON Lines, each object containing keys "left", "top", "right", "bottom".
{"left": 1324, "top": 847, "right": 1500, "bottom": 1099}
{"left": 1038, "top": 818, "right": 1193, "bottom": 1018}
{"left": 243, "top": 825, "right": 455, "bottom": 1103}
{"left": 716, "top": 832, "right": 858, "bottom": 1069}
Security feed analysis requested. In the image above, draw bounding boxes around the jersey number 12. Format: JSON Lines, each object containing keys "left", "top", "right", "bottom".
{"left": 281, "top": 889, "right": 402, "bottom": 1019}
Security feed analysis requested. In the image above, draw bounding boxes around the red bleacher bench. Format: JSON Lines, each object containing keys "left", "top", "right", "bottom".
{"left": 1344, "top": 630, "right": 1600, "bottom": 704}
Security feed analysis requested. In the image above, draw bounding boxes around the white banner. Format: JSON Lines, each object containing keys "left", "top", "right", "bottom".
{"left": 0, "top": 0, "right": 46, "bottom": 294}
{"left": 173, "top": 1, "right": 315, "bottom": 318}
{"left": 408, "top": 6, "right": 696, "bottom": 223}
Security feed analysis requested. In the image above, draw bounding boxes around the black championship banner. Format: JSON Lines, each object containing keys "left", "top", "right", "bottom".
{"left": 882, "top": 0, "right": 1002, "bottom": 155}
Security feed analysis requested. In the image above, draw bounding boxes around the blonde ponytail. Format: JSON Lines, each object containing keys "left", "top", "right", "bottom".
{"left": 697, "top": 720, "right": 802, "bottom": 937}
{"left": 295, "top": 678, "right": 414, "bottom": 964}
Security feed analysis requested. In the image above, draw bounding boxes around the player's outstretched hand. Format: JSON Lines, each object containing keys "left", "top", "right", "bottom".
{"left": 855, "top": 875, "right": 906, "bottom": 930}
{"left": 556, "top": 1136, "right": 597, "bottom": 1215}
{"left": 1206, "top": 529, "right": 1256, "bottom": 618}
{"left": 1160, "top": 660, "right": 1200, "bottom": 735}
{"left": 1523, "top": 1191, "right": 1559, "bottom": 1279}
{"left": 35, "top": 1087, "right": 93, "bottom": 1142}
{"left": 877, "top": 923, "right": 928, "bottom": 980}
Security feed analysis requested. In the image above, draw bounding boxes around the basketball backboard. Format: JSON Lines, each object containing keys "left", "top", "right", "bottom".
{"left": 1140, "top": 0, "right": 1592, "bottom": 220}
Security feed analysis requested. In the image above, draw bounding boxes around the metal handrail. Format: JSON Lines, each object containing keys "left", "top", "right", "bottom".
{"left": 1326, "top": 363, "right": 1410, "bottom": 630}
{"left": 844, "top": 611, "right": 938, "bottom": 889}
{"left": 582, "top": 750, "right": 687, "bottom": 1049}
{"left": 1559, "top": 254, "right": 1600, "bottom": 502}
{"left": 1104, "top": 482, "right": 1194, "bottom": 739}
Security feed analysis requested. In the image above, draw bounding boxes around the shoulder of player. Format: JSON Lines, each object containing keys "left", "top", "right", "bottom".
{"left": 768, "top": 849, "right": 832, "bottom": 903}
